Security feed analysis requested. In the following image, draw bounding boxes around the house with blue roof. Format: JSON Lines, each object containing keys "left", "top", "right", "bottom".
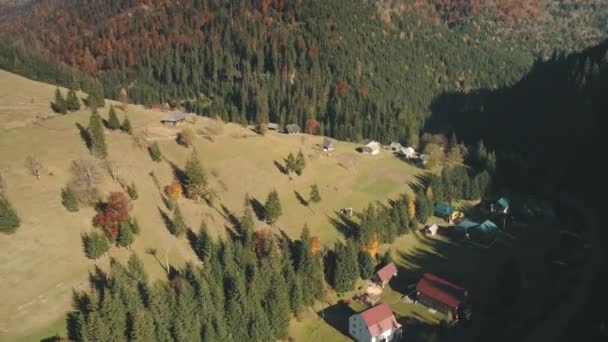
{"left": 454, "top": 219, "right": 499, "bottom": 243}
{"left": 492, "top": 197, "right": 510, "bottom": 214}
{"left": 434, "top": 202, "right": 459, "bottom": 223}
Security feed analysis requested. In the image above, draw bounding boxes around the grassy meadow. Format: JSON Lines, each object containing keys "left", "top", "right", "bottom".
{"left": 0, "top": 69, "right": 423, "bottom": 340}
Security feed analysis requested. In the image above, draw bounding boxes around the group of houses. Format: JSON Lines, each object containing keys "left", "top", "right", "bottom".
{"left": 349, "top": 261, "right": 468, "bottom": 342}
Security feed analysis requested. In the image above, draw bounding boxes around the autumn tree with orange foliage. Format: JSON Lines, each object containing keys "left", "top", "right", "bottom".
{"left": 305, "top": 119, "right": 320, "bottom": 135}
{"left": 94, "top": 192, "right": 132, "bottom": 239}
{"left": 166, "top": 180, "right": 183, "bottom": 199}
{"left": 310, "top": 236, "right": 321, "bottom": 254}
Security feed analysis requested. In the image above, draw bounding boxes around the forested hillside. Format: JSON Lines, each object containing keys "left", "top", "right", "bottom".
{"left": 0, "top": 0, "right": 535, "bottom": 145}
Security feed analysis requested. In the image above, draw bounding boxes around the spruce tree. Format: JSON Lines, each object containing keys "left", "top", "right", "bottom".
{"left": 126, "top": 182, "right": 138, "bottom": 200}
{"left": 61, "top": 187, "right": 79, "bottom": 212}
{"left": 121, "top": 115, "right": 133, "bottom": 134}
{"left": 171, "top": 204, "right": 186, "bottom": 237}
{"left": 118, "top": 222, "right": 134, "bottom": 248}
{"left": 358, "top": 251, "right": 375, "bottom": 280}
{"left": 148, "top": 142, "right": 162, "bottom": 162}
{"left": 415, "top": 191, "right": 430, "bottom": 224}
{"left": 107, "top": 105, "right": 121, "bottom": 130}
{"left": 0, "top": 197, "right": 20, "bottom": 234}
{"left": 184, "top": 149, "right": 208, "bottom": 200}
{"left": 295, "top": 149, "right": 306, "bottom": 175}
{"left": 264, "top": 189, "right": 282, "bottom": 225}
{"left": 239, "top": 204, "right": 255, "bottom": 247}
{"left": 66, "top": 89, "right": 81, "bottom": 111}
{"left": 51, "top": 87, "right": 67, "bottom": 114}
{"left": 130, "top": 217, "right": 140, "bottom": 234}
{"left": 83, "top": 232, "right": 110, "bottom": 259}
{"left": 333, "top": 239, "right": 359, "bottom": 292}
{"left": 285, "top": 152, "right": 296, "bottom": 175}
{"left": 88, "top": 111, "right": 107, "bottom": 158}
{"left": 309, "top": 184, "right": 321, "bottom": 203}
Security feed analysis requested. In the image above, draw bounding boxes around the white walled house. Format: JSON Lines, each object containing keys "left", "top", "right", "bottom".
{"left": 349, "top": 303, "right": 402, "bottom": 342}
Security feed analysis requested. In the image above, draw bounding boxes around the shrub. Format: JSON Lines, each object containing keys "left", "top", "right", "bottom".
{"left": 148, "top": 142, "right": 162, "bottom": 161}
{"left": 0, "top": 197, "right": 20, "bottom": 234}
{"left": 61, "top": 187, "right": 79, "bottom": 212}
{"left": 177, "top": 128, "right": 194, "bottom": 147}
{"left": 83, "top": 232, "right": 110, "bottom": 259}
{"left": 126, "top": 182, "right": 138, "bottom": 200}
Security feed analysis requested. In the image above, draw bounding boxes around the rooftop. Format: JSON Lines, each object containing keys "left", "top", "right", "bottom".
{"left": 416, "top": 273, "right": 466, "bottom": 309}
{"left": 434, "top": 202, "right": 455, "bottom": 216}
{"left": 358, "top": 303, "right": 401, "bottom": 337}
{"left": 161, "top": 110, "right": 187, "bottom": 122}
{"left": 375, "top": 262, "right": 398, "bottom": 282}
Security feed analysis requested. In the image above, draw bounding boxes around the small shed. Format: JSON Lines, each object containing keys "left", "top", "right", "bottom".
{"left": 425, "top": 224, "right": 439, "bottom": 238}
{"left": 492, "top": 197, "right": 510, "bottom": 214}
{"left": 399, "top": 147, "right": 416, "bottom": 159}
{"left": 323, "top": 137, "right": 336, "bottom": 151}
{"left": 161, "top": 111, "right": 187, "bottom": 127}
{"left": 389, "top": 142, "right": 403, "bottom": 151}
{"left": 285, "top": 124, "right": 301, "bottom": 134}
{"left": 434, "top": 202, "right": 457, "bottom": 223}
{"left": 373, "top": 262, "right": 398, "bottom": 287}
{"left": 362, "top": 141, "right": 381, "bottom": 155}
{"left": 418, "top": 154, "right": 429, "bottom": 166}
{"left": 267, "top": 122, "right": 279, "bottom": 130}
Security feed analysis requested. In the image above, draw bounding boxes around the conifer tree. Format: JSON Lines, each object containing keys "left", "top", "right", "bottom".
{"left": 358, "top": 251, "right": 375, "bottom": 280}
{"left": 88, "top": 111, "right": 107, "bottom": 158}
{"left": 239, "top": 203, "right": 255, "bottom": 247}
{"left": 309, "top": 184, "right": 321, "bottom": 203}
{"left": 295, "top": 149, "right": 306, "bottom": 175}
{"left": 0, "top": 196, "right": 20, "bottom": 234}
{"left": 285, "top": 152, "right": 296, "bottom": 176}
{"left": 148, "top": 142, "right": 162, "bottom": 162}
{"left": 61, "top": 186, "right": 79, "bottom": 212}
{"left": 118, "top": 222, "right": 134, "bottom": 248}
{"left": 333, "top": 239, "right": 359, "bottom": 292}
{"left": 265, "top": 250, "right": 291, "bottom": 338}
{"left": 415, "top": 191, "right": 430, "bottom": 224}
{"left": 264, "top": 189, "right": 282, "bottom": 225}
{"left": 107, "top": 105, "right": 120, "bottom": 130}
{"left": 121, "top": 115, "right": 133, "bottom": 134}
{"left": 171, "top": 204, "right": 186, "bottom": 237}
{"left": 66, "top": 89, "right": 81, "bottom": 111}
{"left": 126, "top": 182, "right": 138, "bottom": 200}
{"left": 128, "top": 310, "right": 155, "bottom": 342}
{"left": 184, "top": 149, "right": 208, "bottom": 200}
{"left": 83, "top": 232, "right": 110, "bottom": 259}
{"left": 129, "top": 217, "right": 140, "bottom": 234}
{"left": 51, "top": 87, "right": 67, "bottom": 114}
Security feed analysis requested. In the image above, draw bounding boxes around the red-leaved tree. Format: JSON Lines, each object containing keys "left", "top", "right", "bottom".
{"left": 94, "top": 192, "right": 132, "bottom": 238}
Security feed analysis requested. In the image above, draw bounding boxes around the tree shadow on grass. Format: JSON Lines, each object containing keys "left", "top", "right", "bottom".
{"left": 76, "top": 123, "right": 91, "bottom": 150}
{"left": 158, "top": 207, "right": 173, "bottom": 235}
{"left": 220, "top": 203, "right": 241, "bottom": 228}
{"left": 274, "top": 160, "right": 288, "bottom": 175}
{"left": 167, "top": 160, "right": 187, "bottom": 185}
{"left": 249, "top": 197, "right": 266, "bottom": 221}
{"left": 294, "top": 190, "right": 309, "bottom": 207}
{"left": 317, "top": 300, "right": 356, "bottom": 337}
{"left": 328, "top": 212, "right": 359, "bottom": 240}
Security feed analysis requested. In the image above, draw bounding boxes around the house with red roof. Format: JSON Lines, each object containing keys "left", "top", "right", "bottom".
{"left": 372, "top": 262, "right": 398, "bottom": 288}
{"left": 415, "top": 273, "right": 468, "bottom": 320}
{"left": 349, "top": 303, "right": 402, "bottom": 342}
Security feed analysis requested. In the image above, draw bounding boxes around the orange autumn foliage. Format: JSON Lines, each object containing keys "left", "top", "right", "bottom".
{"left": 311, "top": 236, "right": 321, "bottom": 254}
{"left": 93, "top": 192, "right": 132, "bottom": 238}
{"left": 305, "top": 119, "right": 320, "bottom": 135}
{"left": 408, "top": 197, "right": 416, "bottom": 219}
{"left": 166, "top": 180, "right": 183, "bottom": 199}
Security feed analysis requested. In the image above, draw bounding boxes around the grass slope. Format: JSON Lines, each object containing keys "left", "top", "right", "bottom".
{"left": 0, "top": 69, "right": 422, "bottom": 340}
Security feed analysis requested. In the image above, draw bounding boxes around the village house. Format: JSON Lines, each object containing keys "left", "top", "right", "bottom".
{"left": 491, "top": 197, "right": 510, "bottom": 214}
{"left": 349, "top": 303, "right": 402, "bottom": 342}
{"left": 362, "top": 141, "right": 381, "bottom": 155}
{"left": 267, "top": 122, "right": 279, "bottom": 130}
{"left": 415, "top": 273, "right": 467, "bottom": 321}
{"left": 388, "top": 142, "right": 402, "bottom": 151}
{"left": 285, "top": 124, "right": 301, "bottom": 134}
{"left": 425, "top": 224, "right": 439, "bottom": 238}
{"left": 454, "top": 219, "right": 499, "bottom": 243}
{"left": 372, "top": 262, "right": 398, "bottom": 288}
{"left": 399, "top": 146, "right": 416, "bottom": 159}
{"left": 160, "top": 111, "right": 187, "bottom": 127}
{"left": 323, "top": 137, "right": 336, "bottom": 151}
{"left": 434, "top": 202, "right": 459, "bottom": 223}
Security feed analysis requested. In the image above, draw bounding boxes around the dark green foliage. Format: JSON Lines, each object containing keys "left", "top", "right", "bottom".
{"left": 87, "top": 111, "right": 107, "bottom": 158}
{"left": 0, "top": 196, "right": 20, "bottom": 234}
{"left": 239, "top": 205, "right": 255, "bottom": 247}
{"left": 309, "top": 184, "right": 321, "bottom": 203}
{"left": 61, "top": 186, "right": 79, "bottom": 212}
{"left": 184, "top": 150, "right": 208, "bottom": 200}
{"left": 107, "top": 105, "right": 120, "bottom": 130}
{"left": 84, "top": 81, "right": 105, "bottom": 109}
{"left": 82, "top": 232, "right": 109, "bottom": 259}
{"left": 332, "top": 239, "right": 359, "bottom": 292}
{"left": 295, "top": 150, "right": 306, "bottom": 176}
{"left": 358, "top": 251, "right": 375, "bottom": 280}
{"left": 264, "top": 190, "right": 282, "bottom": 225}
{"left": 51, "top": 88, "right": 67, "bottom": 114}
{"left": 296, "top": 225, "right": 325, "bottom": 305}
{"left": 120, "top": 115, "right": 132, "bottom": 134}
{"left": 148, "top": 142, "right": 162, "bottom": 162}
{"left": 126, "top": 182, "right": 138, "bottom": 200}
{"left": 379, "top": 250, "right": 393, "bottom": 267}
{"left": 415, "top": 191, "right": 432, "bottom": 224}
{"left": 117, "top": 222, "right": 134, "bottom": 248}
{"left": 171, "top": 204, "right": 186, "bottom": 237}
{"left": 66, "top": 89, "right": 81, "bottom": 111}
{"left": 285, "top": 152, "right": 296, "bottom": 176}
{"left": 129, "top": 217, "right": 140, "bottom": 234}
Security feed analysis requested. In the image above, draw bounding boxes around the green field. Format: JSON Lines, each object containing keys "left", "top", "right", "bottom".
{"left": 0, "top": 69, "right": 423, "bottom": 340}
